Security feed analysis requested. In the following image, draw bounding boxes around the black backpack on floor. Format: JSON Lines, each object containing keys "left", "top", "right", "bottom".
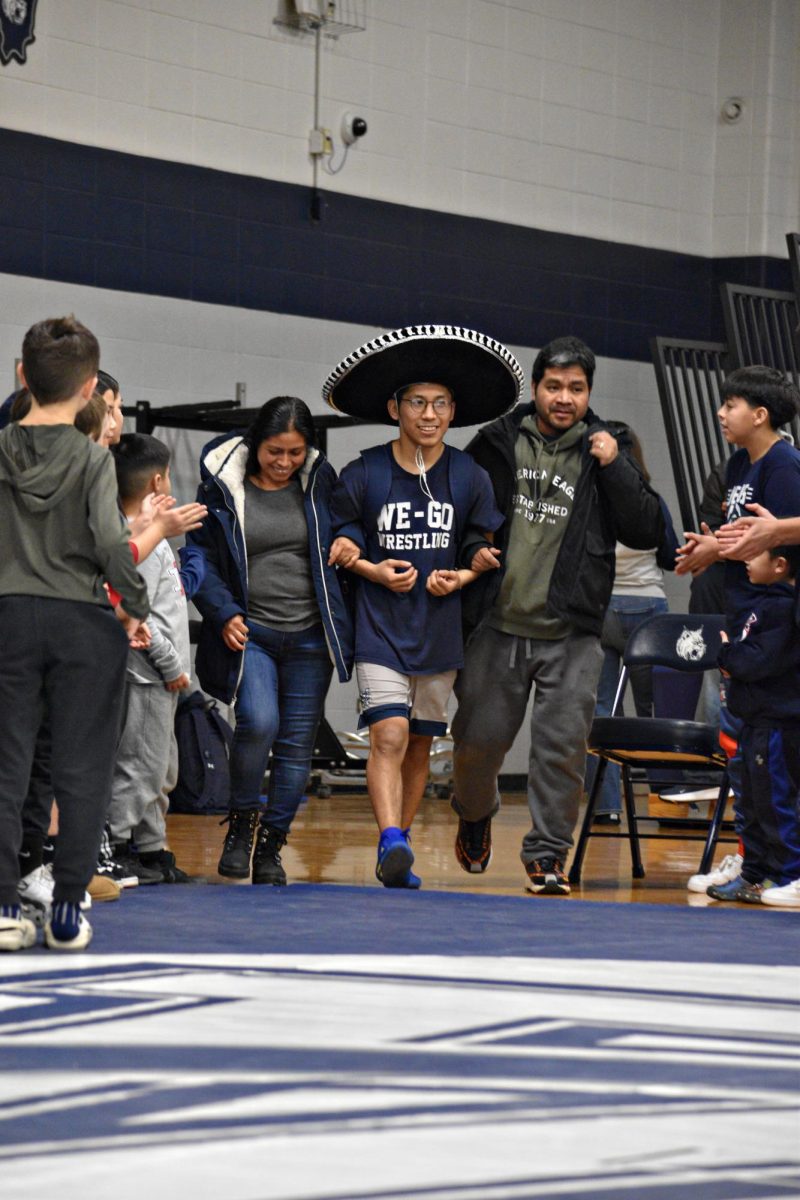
{"left": 171, "top": 691, "right": 233, "bottom": 814}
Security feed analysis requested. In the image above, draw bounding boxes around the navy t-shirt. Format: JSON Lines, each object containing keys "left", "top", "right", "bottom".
{"left": 724, "top": 438, "right": 800, "bottom": 630}
{"left": 331, "top": 444, "right": 502, "bottom": 674}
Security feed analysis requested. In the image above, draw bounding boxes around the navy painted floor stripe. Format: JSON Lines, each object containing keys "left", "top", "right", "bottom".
{"left": 4, "top": 1043, "right": 798, "bottom": 1093}
{"left": 27, "top": 882, "right": 800, "bottom": 965}
{"left": 314, "top": 1166, "right": 800, "bottom": 1200}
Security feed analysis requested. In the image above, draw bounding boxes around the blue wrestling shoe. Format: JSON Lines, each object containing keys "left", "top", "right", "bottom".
{"left": 400, "top": 828, "right": 421, "bottom": 889}
{"left": 375, "top": 826, "right": 415, "bottom": 888}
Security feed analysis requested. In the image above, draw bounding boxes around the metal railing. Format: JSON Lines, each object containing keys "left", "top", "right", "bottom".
{"left": 720, "top": 278, "right": 800, "bottom": 444}
{"left": 123, "top": 398, "right": 357, "bottom": 455}
{"left": 787, "top": 232, "right": 800, "bottom": 307}
{"left": 721, "top": 280, "right": 800, "bottom": 384}
{"left": 650, "top": 336, "right": 731, "bottom": 532}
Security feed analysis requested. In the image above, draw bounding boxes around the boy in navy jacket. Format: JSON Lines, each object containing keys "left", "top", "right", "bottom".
{"left": 710, "top": 544, "right": 800, "bottom": 902}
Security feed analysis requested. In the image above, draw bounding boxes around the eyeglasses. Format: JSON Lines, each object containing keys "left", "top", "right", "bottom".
{"left": 401, "top": 396, "right": 453, "bottom": 414}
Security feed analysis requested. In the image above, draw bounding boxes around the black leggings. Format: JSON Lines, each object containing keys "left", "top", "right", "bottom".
{"left": 0, "top": 596, "right": 128, "bottom": 905}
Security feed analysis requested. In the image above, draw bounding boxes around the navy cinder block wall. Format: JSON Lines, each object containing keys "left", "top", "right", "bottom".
{"left": 0, "top": 126, "right": 791, "bottom": 362}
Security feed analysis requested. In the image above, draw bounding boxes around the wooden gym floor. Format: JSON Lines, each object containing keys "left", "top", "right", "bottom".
{"left": 166, "top": 790, "right": 736, "bottom": 906}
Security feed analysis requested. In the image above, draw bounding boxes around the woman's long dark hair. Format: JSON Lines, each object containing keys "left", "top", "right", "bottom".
{"left": 244, "top": 396, "right": 317, "bottom": 477}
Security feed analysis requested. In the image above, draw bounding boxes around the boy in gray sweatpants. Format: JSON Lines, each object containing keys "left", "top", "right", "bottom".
{"left": 109, "top": 434, "right": 192, "bottom": 884}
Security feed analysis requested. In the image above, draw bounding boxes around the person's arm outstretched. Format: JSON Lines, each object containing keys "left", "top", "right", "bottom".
{"left": 87, "top": 453, "right": 149, "bottom": 623}
{"left": 716, "top": 505, "right": 800, "bottom": 560}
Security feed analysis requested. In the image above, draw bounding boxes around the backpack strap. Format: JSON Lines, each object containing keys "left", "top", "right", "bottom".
{"left": 360, "top": 444, "right": 394, "bottom": 529}
{"left": 445, "top": 447, "right": 476, "bottom": 542}
{"left": 361, "top": 443, "right": 474, "bottom": 541}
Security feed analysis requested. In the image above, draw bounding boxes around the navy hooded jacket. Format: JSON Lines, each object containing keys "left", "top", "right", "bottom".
{"left": 719, "top": 582, "right": 800, "bottom": 727}
{"left": 186, "top": 432, "right": 354, "bottom": 704}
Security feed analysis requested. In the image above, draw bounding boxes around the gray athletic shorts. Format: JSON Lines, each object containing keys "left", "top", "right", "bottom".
{"left": 356, "top": 662, "right": 456, "bottom": 736}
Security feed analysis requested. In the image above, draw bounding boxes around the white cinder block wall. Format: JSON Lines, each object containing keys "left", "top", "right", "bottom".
{"left": 2, "top": 0, "right": 799, "bottom": 773}
{"left": 1, "top": 1, "right": 798, "bottom": 256}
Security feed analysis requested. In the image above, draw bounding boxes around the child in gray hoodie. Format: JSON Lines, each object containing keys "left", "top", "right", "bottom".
{"left": 0, "top": 315, "right": 148, "bottom": 952}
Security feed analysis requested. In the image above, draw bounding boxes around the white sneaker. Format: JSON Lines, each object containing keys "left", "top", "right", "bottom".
{"left": 28, "top": 865, "right": 92, "bottom": 912}
{"left": 761, "top": 877, "right": 800, "bottom": 908}
{"left": 660, "top": 786, "right": 733, "bottom": 803}
{"left": 687, "top": 852, "right": 743, "bottom": 893}
{"left": 18, "top": 863, "right": 54, "bottom": 926}
{"left": 0, "top": 913, "right": 37, "bottom": 951}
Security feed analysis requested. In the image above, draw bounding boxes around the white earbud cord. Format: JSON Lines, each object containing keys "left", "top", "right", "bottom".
{"left": 414, "top": 445, "right": 435, "bottom": 502}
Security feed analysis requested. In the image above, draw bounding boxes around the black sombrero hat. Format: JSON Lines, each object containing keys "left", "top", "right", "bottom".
{"left": 322, "top": 324, "right": 526, "bottom": 426}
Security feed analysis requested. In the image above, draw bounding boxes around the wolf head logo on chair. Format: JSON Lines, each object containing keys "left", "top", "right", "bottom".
{"left": 676, "top": 625, "right": 707, "bottom": 662}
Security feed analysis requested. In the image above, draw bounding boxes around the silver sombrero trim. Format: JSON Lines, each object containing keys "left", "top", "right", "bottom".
{"left": 322, "top": 324, "right": 526, "bottom": 408}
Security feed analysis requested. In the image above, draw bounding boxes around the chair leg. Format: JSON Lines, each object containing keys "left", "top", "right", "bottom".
{"left": 622, "top": 766, "right": 645, "bottom": 878}
{"left": 698, "top": 769, "right": 730, "bottom": 875}
{"left": 568, "top": 757, "right": 606, "bottom": 884}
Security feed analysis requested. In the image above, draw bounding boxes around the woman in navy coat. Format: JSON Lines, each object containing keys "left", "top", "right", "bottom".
{"left": 187, "top": 396, "right": 353, "bottom": 886}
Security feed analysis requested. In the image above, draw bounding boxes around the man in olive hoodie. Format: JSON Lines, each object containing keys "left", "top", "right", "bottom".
{"left": 0, "top": 315, "right": 149, "bottom": 952}
{"left": 452, "top": 336, "right": 664, "bottom": 895}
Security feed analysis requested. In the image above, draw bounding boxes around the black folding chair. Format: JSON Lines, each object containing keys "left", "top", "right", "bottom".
{"left": 570, "top": 613, "right": 736, "bottom": 885}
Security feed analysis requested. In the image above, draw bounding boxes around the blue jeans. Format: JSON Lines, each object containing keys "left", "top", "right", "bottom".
{"left": 584, "top": 595, "right": 669, "bottom": 814}
{"left": 229, "top": 620, "right": 332, "bottom": 831}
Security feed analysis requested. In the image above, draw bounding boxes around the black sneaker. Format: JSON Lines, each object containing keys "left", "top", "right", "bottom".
{"left": 97, "top": 825, "right": 138, "bottom": 887}
{"left": 110, "top": 842, "right": 164, "bottom": 886}
{"left": 592, "top": 812, "right": 621, "bottom": 826}
{"left": 454, "top": 813, "right": 492, "bottom": 874}
{"left": 218, "top": 809, "right": 259, "bottom": 878}
{"left": 252, "top": 825, "right": 287, "bottom": 886}
{"left": 525, "top": 857, "right": 570, "bottom": 895}
{"left": 138, "top": 849, "right": 192, "bottom": 883}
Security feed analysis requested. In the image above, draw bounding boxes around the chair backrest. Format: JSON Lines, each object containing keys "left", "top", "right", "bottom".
{"left": 622, "top": 612, "right": 726, "bottom": 672}
{"left": 652, "top": 665, "right": 704, "bottom": 719}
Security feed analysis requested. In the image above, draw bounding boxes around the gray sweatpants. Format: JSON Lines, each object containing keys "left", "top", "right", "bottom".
{"left": 452, "top": 625, "right": 603, "bottom": 864}
{"left": 108, "top": 682, "right": 179, "bottom": 852}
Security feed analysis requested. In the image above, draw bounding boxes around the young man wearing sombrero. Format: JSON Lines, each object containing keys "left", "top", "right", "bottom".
{"left": 452, "top": 336, "right": 665, "bottom": 895}
{"left": 324, "top": 326, "right": 523, "bottom": 887}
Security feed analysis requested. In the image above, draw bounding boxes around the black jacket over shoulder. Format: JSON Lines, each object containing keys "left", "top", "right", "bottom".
{"left": 460, "top": 403, "right": 665, "bottom": 638}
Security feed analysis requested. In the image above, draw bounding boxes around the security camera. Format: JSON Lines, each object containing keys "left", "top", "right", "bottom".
{"left": 341, "top": 112, "right": 368, "bottom": 145}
